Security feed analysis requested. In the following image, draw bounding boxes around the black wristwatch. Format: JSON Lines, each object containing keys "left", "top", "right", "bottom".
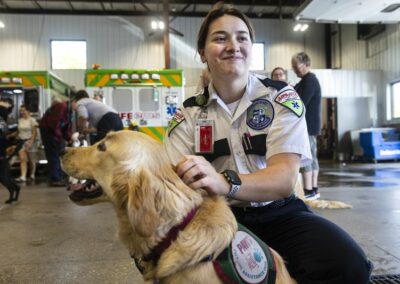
{"left": 222, "top": 170, "right": 242, "bottom": 199}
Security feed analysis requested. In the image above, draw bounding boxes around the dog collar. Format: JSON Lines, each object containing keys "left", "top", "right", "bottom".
{"left": 142, "top": 207, "right": 198, "bottom": 265}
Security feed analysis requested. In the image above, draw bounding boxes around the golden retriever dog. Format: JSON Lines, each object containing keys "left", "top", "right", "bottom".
{"left": 294, "top": 175, "right": 352, "bottom": 209}
{"left": 61, "top": 131, "right": 295, "bottom": 284}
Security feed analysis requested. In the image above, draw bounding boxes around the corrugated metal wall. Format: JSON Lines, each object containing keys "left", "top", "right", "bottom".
{"left": 0, "top": 14, "right": 165, "bottom": 88}
{"left": 0, "top": 14, "right": 326, "bottom": 93}
{"left": 340, "top": 24, "right": 400, "bottom": 79}
{"left": 169, "top": 17, "right": 326, "bottom": 93}
{"left": 339, "top": 23, "right": 400, "bottom": 125}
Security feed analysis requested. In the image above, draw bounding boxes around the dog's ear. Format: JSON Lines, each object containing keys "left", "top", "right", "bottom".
{"left": 126, "top": 168, "right": 161, "bottom": 237}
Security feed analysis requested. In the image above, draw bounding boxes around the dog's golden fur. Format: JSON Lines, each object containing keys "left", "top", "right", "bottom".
{"left": 294, "top": 175, "right": 352, "bottom": 209}
{"left": 61, "top": 131, "right": 295, "bottom": 284}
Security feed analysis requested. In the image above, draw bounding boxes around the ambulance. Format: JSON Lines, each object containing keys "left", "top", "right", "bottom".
{"left": 0, "top": 71, "right": 73, "bottom": 167}
{"left": 0, "top": 71, "right": 73, "bottom": 127}
{"left": 84, "top": 69, "right": 184, "bottom": 142}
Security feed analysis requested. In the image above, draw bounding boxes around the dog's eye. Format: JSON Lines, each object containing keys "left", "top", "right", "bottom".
{"left": 97, "top": 142, "right": 106, "bottom": 152}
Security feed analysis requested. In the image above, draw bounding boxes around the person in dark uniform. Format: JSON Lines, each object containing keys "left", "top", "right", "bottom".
{"left": 0, "top": 100, "right": 20, "bottom": 203}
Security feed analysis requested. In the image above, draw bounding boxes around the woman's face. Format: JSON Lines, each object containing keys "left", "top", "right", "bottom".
{"left": 20, "top": 107, "right": 28, "bottom": 117}
{"left": 200, "top": 15, "right": 252, "bottom": 81}
{"left": 272, "top": 69, "right": 286, "bottom": 82}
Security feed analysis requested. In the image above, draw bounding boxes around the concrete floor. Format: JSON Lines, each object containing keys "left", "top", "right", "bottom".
{"left": 1, "top": 161, "right": 400, "bottom": 283}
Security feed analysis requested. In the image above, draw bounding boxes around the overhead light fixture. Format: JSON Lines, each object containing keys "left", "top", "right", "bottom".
{"left": 0, "top": 21, "right": 5, "bottom": 29}
{"left": 293, "top": 23, "right": 309, "bottom": 32}
{"left": 293, "top": 24, "right": 302, "bottom": 31}
{"left": 151, "top": 20, "right": 165, "bottom": 30}
{"left": 300, "top": 24, "right": 309, "bottom": 31}
{"left": 381, "top": 3, "right": 400, "bottom": 13}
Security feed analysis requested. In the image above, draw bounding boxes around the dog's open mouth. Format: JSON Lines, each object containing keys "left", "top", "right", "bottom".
{"left": 68, "top": 181, "right": 107, "bottom": 205}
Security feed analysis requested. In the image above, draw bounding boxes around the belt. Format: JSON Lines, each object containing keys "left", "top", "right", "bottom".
{"left": 232, "top": 194, "right": 296, "bottom": 213}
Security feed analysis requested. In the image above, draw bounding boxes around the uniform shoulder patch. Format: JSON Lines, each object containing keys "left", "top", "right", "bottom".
{"left": 167, "top": 109, "right": 185, "bottom": 137}
{"left": 274, "top": 90, "right": 304, "bottom": 117}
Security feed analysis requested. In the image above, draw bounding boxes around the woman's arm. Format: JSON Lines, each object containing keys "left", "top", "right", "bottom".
{"left": 77, "top": 116, "right": 97, "bottom": 135}
{"left": 175, "top": 152, "right": 300, "bottom": 202}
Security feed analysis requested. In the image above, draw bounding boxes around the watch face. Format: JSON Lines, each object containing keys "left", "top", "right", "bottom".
{"left": 224, "top": 170, "right": 241, "bottom": 185}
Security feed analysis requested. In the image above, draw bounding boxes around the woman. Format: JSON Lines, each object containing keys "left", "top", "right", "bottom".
{"left": 271, "top": 66, "right": 287, "bottom": 82}
{"left": 15, "top": 105, "right": 38, "bottom": 182}
{"left": 164, "top": 2, "right": 372, "bottom": 283}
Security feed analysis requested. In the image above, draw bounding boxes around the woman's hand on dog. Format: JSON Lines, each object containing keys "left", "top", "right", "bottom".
{"left": 175, "top": 155, "right": 230, "bottom": 196}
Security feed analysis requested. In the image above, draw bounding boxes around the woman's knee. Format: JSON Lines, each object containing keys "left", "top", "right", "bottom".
{"left": 338, "top": 251, "right": 372, "bottom": 283}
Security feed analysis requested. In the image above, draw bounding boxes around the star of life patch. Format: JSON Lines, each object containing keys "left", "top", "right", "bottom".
{"left": 167, "top": 109, "right": 185, "bottom": 137}
{"left": 274, "top": 90, "right": 304, "bottom": 117}
{"left": 246, "top": 99, "right": 274, "bottom": 130}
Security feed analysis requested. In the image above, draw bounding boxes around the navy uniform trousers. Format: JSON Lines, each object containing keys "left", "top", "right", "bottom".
{"left": 231, "top": 198, "right": 372, "bottom": 284}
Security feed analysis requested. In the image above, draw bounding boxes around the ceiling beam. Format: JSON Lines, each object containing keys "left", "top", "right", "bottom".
{"left": 67, "top": 0, "right": 74, "bottom": 10}
{"left": 33, "top": 1, "right": 42, "bottom": 9}
{"left": 170, "top": 3, "right": 191, "bottom": 23}
{"left": 3, "top": 0, "right": 301, "bottom": 6}
{"left": 0, "top": 0, "right": 9, "bottom": 8}
{"left": 0, "top": 8, "right": 294, "bottom": 19}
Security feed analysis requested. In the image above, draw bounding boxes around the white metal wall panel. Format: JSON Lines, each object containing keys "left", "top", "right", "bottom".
{"left": 340, "top": 23, "right": 400, "bottom": 124}
{"left": 0, "top": 14, "right": 326, "bottom": 93}
{"left": 340, "top": 24, "right": 400, "bottom": 78}
{"left": 0, "top": 14, "right": 164, "bottom": 89}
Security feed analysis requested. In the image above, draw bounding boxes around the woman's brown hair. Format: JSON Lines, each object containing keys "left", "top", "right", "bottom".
{"left": 197, "top": 1, "right": 255, "bottom": 53}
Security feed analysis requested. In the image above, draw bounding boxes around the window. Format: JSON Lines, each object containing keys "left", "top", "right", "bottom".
{"left": 139, "top": 88, "right": 159, "bottom": 111}
{"left": 112, "top": 89, "right": 133, "bottom": 112}
{"left": 391, "top": 81, "right": 400, "bottom": 119}
{"left": 51, "top": 40, "right": 87, "bottom": 70}
{"left": 250, "top": 43, "right": 265, "bottom": 71}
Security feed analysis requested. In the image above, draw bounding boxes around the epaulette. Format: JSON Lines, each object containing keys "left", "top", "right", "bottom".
{"left": 258, "top": 78, "right": 288, "bottom": 92}
{"left": 183, "top": 87, "right": 210, "bottom": 108}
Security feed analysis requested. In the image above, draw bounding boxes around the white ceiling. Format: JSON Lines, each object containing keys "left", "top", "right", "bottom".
{"left": 297, "top": 0, "right": 400, "bottom": 24}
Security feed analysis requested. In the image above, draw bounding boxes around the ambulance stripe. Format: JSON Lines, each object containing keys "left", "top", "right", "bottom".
{"left": 86, "top": 74, "right": 97, "bottom": 86}
{"left": 167, "top": 75, "right": 180, "bottom": 86}
{"left": 34, "top": 76, "right": 46, "bottom": 87}
{"left": 23, "top": 75, "right": 44, "bottom": 88}
{"left": 139, "top": 127, "right": 167, "bottom": 142}
{"left": 90, "top": 75, "right": 104, "bottom": 87}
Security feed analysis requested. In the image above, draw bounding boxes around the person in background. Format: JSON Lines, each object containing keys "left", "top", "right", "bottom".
{"left": 271, "top": 66, "right": 287, "bottom": 82}
{"left": 72, "top": 90, "right": 122, "bottom": 142}
{"left": 164, "top": 2, "right": 372, "bottom": 283}
{"left": 68, "top": 90, "right": 123, "bottom": 200}
{"left": 93, "top": 93, "right": 104, "bottom": 102}
{"left": 39, "top": 100, "right": 73, "bottom": 187}
{"left": 292, "top": 51, "right": 322, "bottom": 200}
{"left": 0, "top": 100, "right": 20, "bottom": 203}
{"left": 14, "top": 105, "right": 38, "bottom": 183}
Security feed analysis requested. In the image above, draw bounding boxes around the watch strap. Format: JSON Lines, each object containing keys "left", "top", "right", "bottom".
{"left": 227, "top": 184, "right": 241, "bottom": 199}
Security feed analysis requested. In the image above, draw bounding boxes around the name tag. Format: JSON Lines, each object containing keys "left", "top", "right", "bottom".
{"left": 195, "top": 119, "right": 214, "bottom": 153}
